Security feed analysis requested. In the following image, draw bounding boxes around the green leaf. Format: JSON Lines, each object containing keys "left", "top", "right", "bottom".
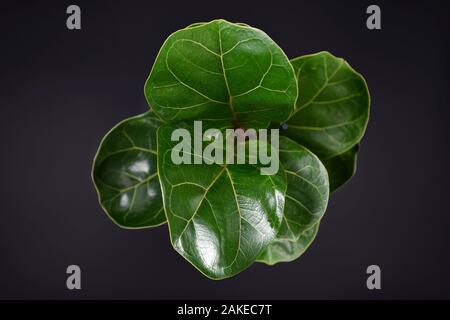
{"left": 257, "top": 136, "right": 328, "bottom": 265}
{"left": 92, "top": 111, "right": 166, "bottom": 228}
{"left": 157, "top": 123, "right": 287, "bottom": 279}
{"left": 322, "top": 144, "right": 359, "bottom": 193}
{"left": 257, "top": 223, "right": 319, "bottom": 265}
{"left": 145, "top": 19, "right": 297, "bottom": 127}
{"left": 276, "top": 136, "right": 329, "bottom": 241}
{"left": 283, "top": 51, "right": 370, "bottom": 158}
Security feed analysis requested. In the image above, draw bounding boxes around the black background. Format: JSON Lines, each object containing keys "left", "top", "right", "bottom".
{"left": 0, "top": 0, "right": 449, "bottom": 299}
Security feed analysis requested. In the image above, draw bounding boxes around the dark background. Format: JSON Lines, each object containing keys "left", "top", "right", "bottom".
{"left": 0, "top": 0, "right": 449, "bottom": 299}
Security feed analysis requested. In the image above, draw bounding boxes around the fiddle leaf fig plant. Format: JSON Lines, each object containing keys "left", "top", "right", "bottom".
{"left": 158, "top": 123, "right": 286, "bottom": 279}
{"left": 144, "top": 20, "right": 297, "bottom": 125}
{"left": 92, "top": 19, "right": 370, "bottom": 279}
{"left": 284, "top": 51, "right": 369, "bottom": 159}
{"left": 92, "top": 111, "right": 166, "bottom": 228}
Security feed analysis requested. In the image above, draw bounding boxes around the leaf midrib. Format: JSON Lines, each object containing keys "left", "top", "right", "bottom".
{"left": 218, "top": 24, "right": 238, "bottom": 127}
{"left": 173, "top": 164, "right": 249, "bottom": 272}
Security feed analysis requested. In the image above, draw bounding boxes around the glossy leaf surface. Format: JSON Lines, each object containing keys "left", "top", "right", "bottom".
{"left": 275, "top": 136, "right": 329, "bottom": 241}
{"left": 92, "top": 111, "right": 166, "bottom": 228}
{"left": 257, "top": 136, "right": 328, "bottom": 265}
{"left": 257, "top": 223, "right": 319, "bottom": 265}
{"left": 145, "top": 19, "right": 297, "bottom": 126}
{"left": 157, "top": 123, "right": 287, "bottom": 279}
{"left": 283, "top": 51, "right": 370, "bottom": 158}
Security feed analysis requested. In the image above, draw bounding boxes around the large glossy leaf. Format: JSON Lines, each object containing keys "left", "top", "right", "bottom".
{"left": 256, "top": 136, "right": 328, "bottom": 265}
{"left": 275, "top": 136, "right": 329, "bottom": 241}
{"left": 322, "top": 144, "right": 359, "bottom": 193}
{"left": 257, "top": 223, "right": 319, "bottom": 265}
{"left": 92, "top": 111, "right": 166, "bottom": 228}
{"left": 283, "top": 51, "right": 370, "bottom": 158}
{"left": 145, "top": 19, "right": 297, "bottom": 126}
{"left": 157, "top": 123, "right": 287, "bottom": 279}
